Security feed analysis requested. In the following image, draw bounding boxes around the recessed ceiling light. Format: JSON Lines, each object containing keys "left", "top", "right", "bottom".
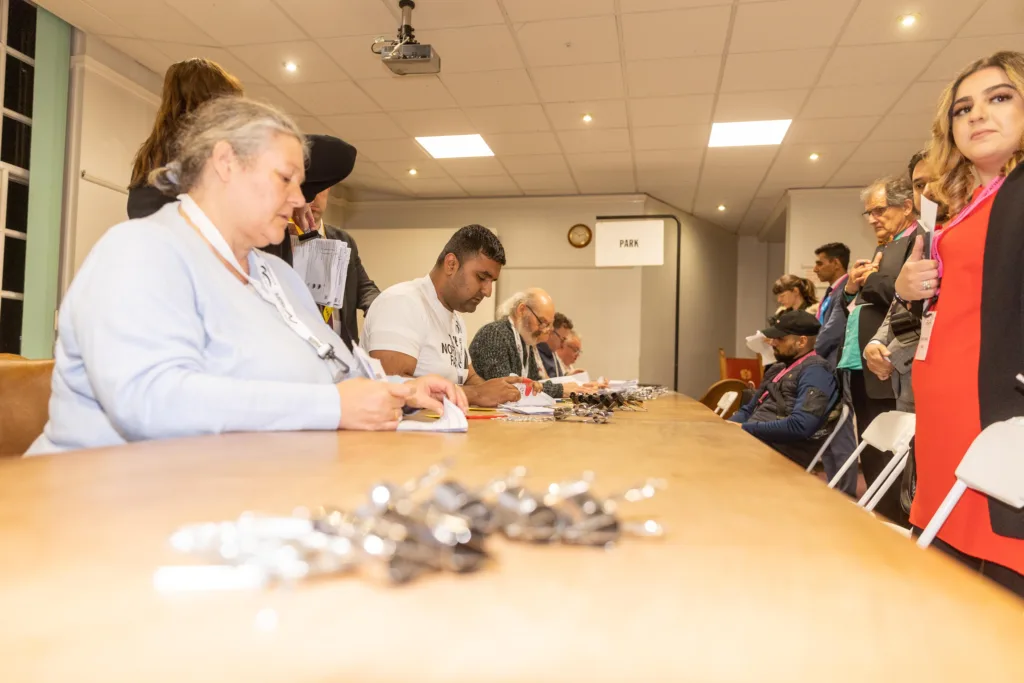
{"left": 899, "top": 13, "right": 918, "bottom": 28}
{"left": 708, "top": 119, "right": 792, "bottom": 148}
{"left": 809, "top": 152, "right": 820, "bottom": 161}
{"left": 284, "top": 61, "right": 298, "bottom": 73}
{"left": 582, "top": 114, "right": 593, "bottom": 123}
{"left": 717, "top": 205, "right": 726, "bottom": 212}
{"left": 408, "top": 168, "right": 418, "bottom": 176}
{"left": 415, "top": 134, "right": 494, "bottom": 159}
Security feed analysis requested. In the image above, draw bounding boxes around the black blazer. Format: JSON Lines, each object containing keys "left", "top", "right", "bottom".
{"left": 837, "top": 225, "right": 925, "bottom": 400}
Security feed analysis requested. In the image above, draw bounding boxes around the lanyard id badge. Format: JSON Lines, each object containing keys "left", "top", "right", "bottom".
{"left": 914, "top": 312, "right": 937, "bottom": 362}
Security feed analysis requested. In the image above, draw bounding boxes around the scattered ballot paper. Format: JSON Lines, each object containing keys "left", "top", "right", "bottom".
{"left": 397, "top": 397, "right": 468, "bottom": 433}
{"left": 746, "top": 331, "right": 776, "bottom": 365}
{"left": 548, "top": 372, "right": 591, "bottom": 385}
{"left": 292, "top": 238, "right": 350, "bottom": 308}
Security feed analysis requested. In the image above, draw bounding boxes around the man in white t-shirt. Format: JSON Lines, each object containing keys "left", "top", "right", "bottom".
{"left": 362, "top": 225, "right": 523, "bottom": 407}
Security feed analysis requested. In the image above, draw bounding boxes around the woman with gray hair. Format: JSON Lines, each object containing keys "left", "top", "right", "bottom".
{"left": 27, "top": 97, "right": 464, "bottom": 454}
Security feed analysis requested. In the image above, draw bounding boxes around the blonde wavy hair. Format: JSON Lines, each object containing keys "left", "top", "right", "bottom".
{"left": 928, "top": 50, "right": 1024, "bottom": 217}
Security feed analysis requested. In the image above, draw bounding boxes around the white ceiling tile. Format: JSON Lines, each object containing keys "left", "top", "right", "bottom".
{"left": 720, "top": 49, "right": 829, "bottom": 92}
{"left": 344, "top": 178, "right": 409, "bottom": 196}
{"left": 575, "top": 170, "right": 636, "bottom": 194}
{"left": 818, "top": 42, "right": 946, "bottom": 87}
{"left": 889, "top": 81, "right": 949, "bottom": 114}
{"left": 840, "top": 0, "right": 986, "bottom": 45}
{"left": 501, "top": 154, "right": 570, "bottom": 174}
{"left": 923, "top": 35, "right": 1024, "bottom": 81}
{"left": 731, "top": 0, "right": 857, "bottom": 53}
{"left": 959, "top": 0, "right": 1024, "bottom": 37}
{"left": 567, "top": 151, "right": 633, "bottom": 172}
{"left": 785, "top": 117, "right": 880, "bottom": 144}
{"left": 701, "top": 147, "right": 776, "bottom": 186}
{"left": 465, "top": 105, "right": 551, "bottom": 133}
{"left": 152, "top": 43, "right": 267, "bottom": 84}
{"left": 692, "top": 190, "right": 753, "bottom": 230}
{"left": 244, "top": 84, "right": 308, "bottom": 115}
{"left": 230, "top": 42, "right": 348, "bottom": 85}
{"left": 801, "top": 84, "right": 906, "bottom": 118}
{"left": 643, "top": 185, "right": 697, "bottom": 213}
{"left": 317, "top": 36, "right": 394, "bottom": 80}
{"left": 845, "top": 139, "right": 926, "bottom": 166}
{"left": 441, "top": 70, "right": 538, "bottom": 107}
{"left": 828, "top": 160, "right": 898, "bottom": 187}
{"left": 411, "top": 0, "right": 504, "bottom": 29}
{"left": 625, "top": 56, "right": 722, "bottom": 97}
{"left": 457, "top": 175, "right": 524, "bottom": 197}
{"left": 278, "top": 81, "right": 379, "bottom": 115}
{"left": 739, "top": 196, "right": 780, "bottom": 233}
{"left": 389, "top": 109, "right": 476, "bottom": 137}
{"left": 427, "top": 26, "right": 524, "bottom": 73}
{"left": 622, "top": 0, "right": 732, "bottom": 11}
{"left": 102, "top": 37, "right": 174, "bottom": 75}
{"left": 866, "top": 111, "right": 934, "bottom": 143}
{"left": 291, "top": 115, "right": 331, "bottom": 134}
{"left": 41, "top": 0, "right": 130, "bottom": 35}
{"left": 714, "top": 89, "right": 807, "bottom": 122}
{"left": 350, "top": 138, "right": 432, "bottom": 163}
{"left": 378, "top": 159, "right": 449, "bottom": 181}
{"left": 545, "top": 100, "right": 628, "bottom": 130}
{"left": 437, "top": 157, "right": 507, "bottom": 177}
{"left": 350, "top": 160, "right": 391, "bottom": 179}
{"left": 171, "top": 0, "right": 305, "bottom": 44}
{"left": 622, "top": 6, "right": 730, "bottom": 60}
{"left": 358, "top": 76, "right": 459, "bottom": 110}
{"left": 532, "top": 63, "right": 625, "bottom": 101}
{"left": 516, "top": 16, "right": 620, "bottom": 67}
{"left": 318, "top": 113, "right": 407, "bottom": 141}
{"left": 401, "top": 177, "right": 469, "bottom": 197}
{"left": 512, "top": 172, "right": 578, "bottom": 194}
{"left": 635, "top": 150, "right": 701, "bottom": 187}
{"left": 631, "top": 124, "right": 710, "bottom": 150}
{"left": 483, "top": 132, "right": 561, "bottom": 156}
{"left": 557, "top": 129, "right": 632, "bottom": 154}
{"left": 503, "top": 0, "right": 615, "bottom": 21}
{"left": 634, "top": 148, "right": 704, "bottom": 168}
{"left": 88, "top": 0, "right": 214, "bottom": 43}
{"left": 757, "top": 142, "right": 859, "bottom": 195}
{"left": 629, "top": 95, "right": 714, "bottom": 126}
{"left": 276, "top": 0, "right": 397, "bottom": 39}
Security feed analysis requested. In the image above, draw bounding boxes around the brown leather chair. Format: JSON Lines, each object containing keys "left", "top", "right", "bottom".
{"left": 0, "top": 356, "right": 54, "bottom": 456}
{"left": 698, "top": 378, "right": 748, "bottom": 419}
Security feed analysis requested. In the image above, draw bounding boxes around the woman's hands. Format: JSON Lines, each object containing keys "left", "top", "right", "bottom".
{"left": 895, "top": 235, "right": 940, "bottom": 302}
{"left": 336, "top": 375, "right": 468, "bottom": 431}
{"left": 405, "top": 375, "right": 469, "bottom": 414}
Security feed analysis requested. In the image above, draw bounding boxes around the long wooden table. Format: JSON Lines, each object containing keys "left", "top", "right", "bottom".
{"left": 2, "top": 394, "right": 1023, "bottom": 681}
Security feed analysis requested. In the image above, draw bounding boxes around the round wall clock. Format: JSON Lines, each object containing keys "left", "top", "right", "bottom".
{"left": 567, "top": 223, "right": 592, "bottom": 248}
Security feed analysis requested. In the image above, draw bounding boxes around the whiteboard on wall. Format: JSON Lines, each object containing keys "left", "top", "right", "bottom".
{"left": 495, "top": 267, "right": 642, "bottom": 381}
{"left": 343, "top": 227, "right": 497, "bottom": 342}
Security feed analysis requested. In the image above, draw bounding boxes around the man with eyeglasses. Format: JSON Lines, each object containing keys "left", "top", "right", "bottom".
{"left": 535, "top": 312, "right": 574, "bottom": 378}
{"left": 469, "top": 289, "right": 593, "bottom": 398}
{"left": 557, "top": 334, "right": 585, "bottom": 375}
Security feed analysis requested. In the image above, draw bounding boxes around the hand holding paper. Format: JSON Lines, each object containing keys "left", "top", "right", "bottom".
{"left": 397, "top": 397, "right": 469, "bottom": 433}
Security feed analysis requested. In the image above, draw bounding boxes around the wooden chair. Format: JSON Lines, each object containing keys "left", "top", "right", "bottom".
{"left": 718, "top": 348, "right": 763, "bottom": 387}
{"left": 699, "top": 379, "right": 748, "bottom": 419}
{"left": 0, "top": 356, "right": 54, "bottom": 456}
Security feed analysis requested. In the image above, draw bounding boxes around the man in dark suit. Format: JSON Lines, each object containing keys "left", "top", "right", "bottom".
{"left": 835, "top": 175, "right": 922, "bottom": 522}
{"left": 304, "top": 188, "right": 380, "bottom": 343}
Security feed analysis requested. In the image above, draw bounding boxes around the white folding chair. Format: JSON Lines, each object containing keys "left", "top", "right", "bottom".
{"left": 805, "top": 403, "right": 850, "bottom": 473}
{"left": 917, "top": 418, "right": 1024, "bottom": 549}
{"left": 713, "top": 391, "right": 738, "bottom": 417}
{"left": 827, "top": 411, "right": 916, "bottom": 511}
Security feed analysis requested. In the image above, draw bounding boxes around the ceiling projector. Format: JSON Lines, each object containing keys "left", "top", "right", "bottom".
{"left": 373, "top": 0, "right": 441, "bottom": 75}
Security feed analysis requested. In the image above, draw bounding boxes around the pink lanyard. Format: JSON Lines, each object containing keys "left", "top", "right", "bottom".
{"left": 896, "top": 221, "right": 919, "bottom": 241}
{"left": 933, "top": 175, "right": 1005, "bottom": 278}
{"left": 758, "top": 351, "right": 817, "bottom": 403}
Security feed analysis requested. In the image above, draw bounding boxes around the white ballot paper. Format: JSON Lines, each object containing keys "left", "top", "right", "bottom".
{"left": 746, "top": 331, "right": 776, "bottom": 365}
{"left": 292, "top": 238, "right": 350, "bottom": 308}
{"left": 920, "top": 195, "right": 939, "bottom": 258}
{"left": 500, "top": 391, "right": 556, "bottom": 415}
{"left": 548, "top": 372, "right": 591, "bottom": 385}
{"left": 397, "top": 397, "right": 468, "bottom": 433}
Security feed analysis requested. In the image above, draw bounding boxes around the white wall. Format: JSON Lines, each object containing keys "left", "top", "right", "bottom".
{"left": 785, "top": 188, "right": 877, "bottom": 299}
{"left": 734, "top": 236, "right": 768, "bottom": 357}
{"left": 60, "top": 34, "right": 161, "bottom": 290}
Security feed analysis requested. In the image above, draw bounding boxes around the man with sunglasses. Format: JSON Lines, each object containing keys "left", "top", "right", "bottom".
{"left": 469, "top": 289, "right": 593, "bottom": 398}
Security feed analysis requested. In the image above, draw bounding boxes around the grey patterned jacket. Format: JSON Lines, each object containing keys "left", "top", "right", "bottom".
{"left": 468, "top": 319, "right": 565, "bottom": 399}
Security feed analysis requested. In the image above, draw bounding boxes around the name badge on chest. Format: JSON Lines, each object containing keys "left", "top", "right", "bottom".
{"left": 914, "top": 312, "right": 937, "bottom": 362}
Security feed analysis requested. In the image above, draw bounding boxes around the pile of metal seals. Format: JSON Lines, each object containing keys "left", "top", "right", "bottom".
{"left": 165, "top": 463, "right": 665, "bottom": 587}
{"left": 503, "top": 385, "right": 670, "bottom": 425}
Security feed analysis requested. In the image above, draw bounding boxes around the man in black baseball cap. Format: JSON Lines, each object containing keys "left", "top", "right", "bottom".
{"left": 729, "top": 310, "right": 841, "bottom": 468}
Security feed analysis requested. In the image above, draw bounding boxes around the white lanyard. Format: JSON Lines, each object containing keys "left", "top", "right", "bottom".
{"left": 507, "top": 318, "right": 529, "bottom": 377}
{"left": 553, "top": 350, "right": 564, "bottom": 377}
{"left": 179, "top": 195, "right": 362, "bottom": 379}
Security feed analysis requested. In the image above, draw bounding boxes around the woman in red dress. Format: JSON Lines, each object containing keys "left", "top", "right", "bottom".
{"left": 895, "top": 51, "right": 1024, "bottom": 597}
